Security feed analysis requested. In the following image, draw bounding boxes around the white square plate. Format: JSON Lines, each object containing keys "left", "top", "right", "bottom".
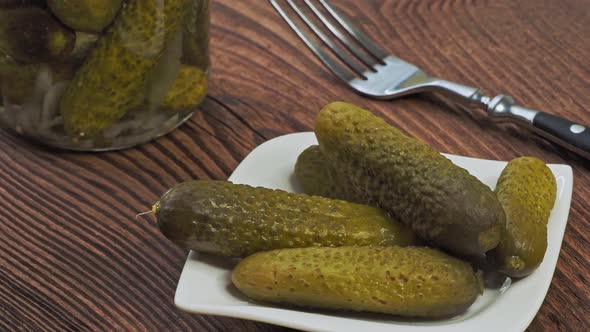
{"left": 175, "top": 132, "right": 573, "bottom": 332}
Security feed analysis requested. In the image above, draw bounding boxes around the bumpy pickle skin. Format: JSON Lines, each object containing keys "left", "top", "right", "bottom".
{"left": 59, "top": 0, "right": 191, "bottom": 138}
{"left": 153, "top": 180, "right": 415, "bottom": 257}
{"left": 48, "top": 0, "right": 122, "bottom": 32}
{"left": 161, "top": 65, "right": 208, "bottom": 112}
{"left": 295, "top": 145, "right": 358, "bottom": 202}
{"left": 232, "top": 246, "right": 483, "bottom": 318}
{"left": 0, "top": 8, "right": 75, "bottom": 63}
{"left": 490, "top": 157, "right": 556, "bottom": 278}
{"left": 314, "top": 102, "right": 505, "bottom": 256}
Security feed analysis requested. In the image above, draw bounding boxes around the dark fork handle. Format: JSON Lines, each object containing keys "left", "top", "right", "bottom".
{"left": 431, "top": 82, "right": 590, "bottom": 159}
{"left": 532, "top": 111, "right": 590, "bottom": 157}
{"left": 483, "top": 94, "right": 590, "bottom": 159}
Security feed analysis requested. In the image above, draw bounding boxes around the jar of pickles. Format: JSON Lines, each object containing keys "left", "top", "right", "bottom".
{"left": 0, "top": 0, "right": 209, "bottom": 150}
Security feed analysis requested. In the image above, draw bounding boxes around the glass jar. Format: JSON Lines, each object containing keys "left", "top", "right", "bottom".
{"left": 0, "top": 0, "right": 209, "bottom": 151}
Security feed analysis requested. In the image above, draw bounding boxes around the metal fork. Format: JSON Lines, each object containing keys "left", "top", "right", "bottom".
{"left": 270, "top": 0, "right": 590, "bottom": 159}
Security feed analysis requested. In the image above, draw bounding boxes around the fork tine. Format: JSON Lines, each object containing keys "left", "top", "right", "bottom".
{"left": 270, "top": 0, "right": 357, "bottom": 83}
{"left": 318, "top": 0, "right": 390, "bottom": 61}
{"left": 303, "top": 0, "right": 380, "bottom": 69}
{"left": 284, "top": 0, "right": 367, "bottom": 76}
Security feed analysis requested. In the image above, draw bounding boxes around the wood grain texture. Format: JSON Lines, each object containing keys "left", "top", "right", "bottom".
{"left": 1, "top": 0, "right": 589, "bottom": 331}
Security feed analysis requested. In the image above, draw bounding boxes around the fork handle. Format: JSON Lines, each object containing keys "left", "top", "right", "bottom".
{"left": 413, "top": 79, "right": 590, "bottom": 158}
{"left": 483, "top": 94, "right": 590, "bottom": 159}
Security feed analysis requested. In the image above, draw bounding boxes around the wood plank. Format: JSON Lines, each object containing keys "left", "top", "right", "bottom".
{"left": 1, "top": 0, "right": 589, "bottom": 331}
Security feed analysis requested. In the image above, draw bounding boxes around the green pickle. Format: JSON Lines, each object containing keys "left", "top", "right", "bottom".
{"left": 0, "top": 8, "right": 75, "bottom": 63}
{"left": 490, "top": 157, "right": 556, "bottom": 278}
{"left": 48, "top": 0, "right": 122, "bottom": 32}
{"left": 315, "top": 102, "right": 505, "bottom": 256}
{"left": 60, "top": 0, "right": 192, "bottom": 138}
{"left": 232, "top": 246, "right": 483, "bottom": 318}
{"left": 0, "top": 0, "right": 209, "bottom": 150}
{"left": 162, "top": 65, "right": 208, "bottom": 112}
{"left": 295, "top": 145, "right": 358, "bottom": 202}
{"left": 182, "top": 0, "right": 209, "bottom": 68}
{"left": 153, "top": 180, "right": 415, "bottom": 257}
{"left": 0, "top": 57, "right": 83, "bottom": 104}
{"left": 0, "top": 56, "right": 39, "bottom": 103}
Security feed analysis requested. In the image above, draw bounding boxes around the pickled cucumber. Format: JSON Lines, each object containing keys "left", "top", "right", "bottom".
{"left": 182, "top": 0, "right": 209, "bottom": 68}
{"left": 0, "top": 55, "right": 39, "bottom": 103}
{"left": 153, "top": 180, "right": 415, "bottom": 257}
{"left": 48, "top": 0, "right": 122, "bottom": 32}
{"left": 232, "top": 246, "right": 483, "bottom": 318}
{"left": 60, "top": 0, "right": 191, "bottom": 138}
{"left": 0, "top": 57, "right": 80, "bottom": 103}
{"left": 144, "top": 27, "right": 184, "bottom": 112}
{"left": 295, "top": 145, "right": 356, "bottom": 202}
{"left": 131, "top": 68, "right": 207, "bottom": 115}
{"left": 0, "top": 8, "right": 75, "bottom": 63}
{"left": 161, "top": 65, "right": 208, "bottom": 112}
{"left": 490, "top": 157, "right": 556, "bottom": 278}
{"left": 315, "top": 102, "right": 505, "bottom": 256}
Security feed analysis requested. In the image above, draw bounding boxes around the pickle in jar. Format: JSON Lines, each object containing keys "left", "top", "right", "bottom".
{"left": 140, "top": 28, "right": 208, "bottom": 113}
{"left": 182, "top": 0, "right": 209, "bottom": 68}
{"left": 48, "top": 0, "right": 122, "bottom": 32}
{"left": 161, "top": 65, "right": 208, "bottom": 112}
{"left": 0, "top": 7, "right": 75, "bottom": 63}
{"left": 60, "top": 0, "right": 192, "bottom": 138}
{"left": 0, "top": 56, "right": 39, "bottom": 103}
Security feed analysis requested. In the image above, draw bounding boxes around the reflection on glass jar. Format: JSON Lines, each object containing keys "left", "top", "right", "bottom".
{"left": 0, "top": 0, "right": 210, "bottom": 151}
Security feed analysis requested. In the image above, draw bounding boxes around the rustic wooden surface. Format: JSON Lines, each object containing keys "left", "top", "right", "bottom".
{"left": 1, "top": 0, "right": 589, "bottom": 331}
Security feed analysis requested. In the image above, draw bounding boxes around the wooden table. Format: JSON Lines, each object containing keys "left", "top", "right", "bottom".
{"left": 1, "top": 0, "right": 589, "bottom": 331}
